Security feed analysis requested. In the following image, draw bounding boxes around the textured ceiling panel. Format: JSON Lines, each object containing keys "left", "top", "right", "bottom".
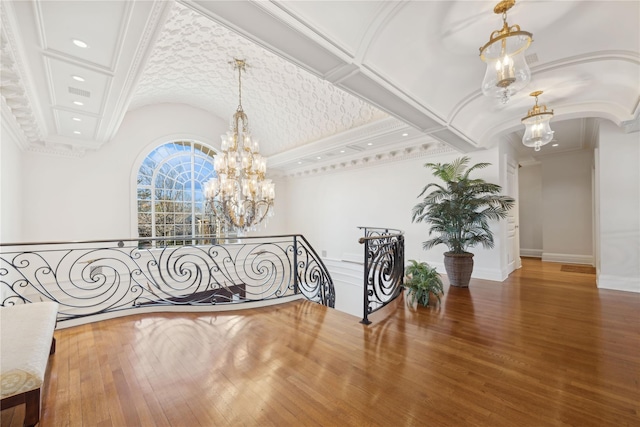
{"left": 129, "top": 3, "right": 388, "bottom": 157}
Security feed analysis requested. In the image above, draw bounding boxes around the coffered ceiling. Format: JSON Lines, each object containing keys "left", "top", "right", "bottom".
{"left": 1, "top": 1, "right": 638, "bottom": 171}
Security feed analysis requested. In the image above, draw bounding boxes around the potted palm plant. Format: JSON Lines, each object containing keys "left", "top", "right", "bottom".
{"left": 403, "top": 260, "right": 444, "bottom": 307}
{"left": 411, "top": 156, "right": 514, "bottom": 288}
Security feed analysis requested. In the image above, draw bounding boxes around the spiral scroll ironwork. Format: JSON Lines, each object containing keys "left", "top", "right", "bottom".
{"left": 0, "top": 235, "right": 334, "bottom": 322}
{"left": 358, "top": 227, "right": 405, "bottom": 325}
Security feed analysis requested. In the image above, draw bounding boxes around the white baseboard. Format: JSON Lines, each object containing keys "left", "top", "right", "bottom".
{"left": 597, "top": 274, "right": 640, "bottom": 293}
{"left": 429, "top": 261, "right": 505, "bottom": 283}
{"left": 542, "top": 252, "right": 594, "bottom": 265}
{"left": 520, "top": 248, "right": 542, "bottom": 258}
{"left": 340, "top": 252, "right": 362, "bottom": 264}
{"left": 472, "top": 266, "right": 507, "bottom": 282}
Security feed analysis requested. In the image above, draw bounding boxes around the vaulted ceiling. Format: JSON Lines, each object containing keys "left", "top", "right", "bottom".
{"left": 1, "top": 1, "right": 638, "bottom": 173}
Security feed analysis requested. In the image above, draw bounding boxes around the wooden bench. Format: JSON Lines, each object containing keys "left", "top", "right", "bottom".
{"left": 1, "top": 302, "right": 58, "bottom": 427}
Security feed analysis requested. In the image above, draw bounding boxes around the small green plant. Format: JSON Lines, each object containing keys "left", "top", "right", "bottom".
{"left": 403, "top": 260, "right": 444, "bottom": 307}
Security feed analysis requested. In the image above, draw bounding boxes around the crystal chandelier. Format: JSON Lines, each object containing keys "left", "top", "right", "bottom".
{"left": 479, "top": 0, "right": 533, "bottom": 104}
{"left": 205, "top": 59, "right": 275, "bottom": 232}
{"left": 521, "top": 90, "right": 554, "bottom": 151}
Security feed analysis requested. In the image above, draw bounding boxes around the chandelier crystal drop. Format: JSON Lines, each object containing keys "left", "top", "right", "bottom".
{"left": 479, "top": 0, "right": 533, "bottom": 104}
{"left": 521, "top": 90, "right": 554, "bottom": 151}
{"left": 205, "top": 59, "right": 275, "bottom": 233}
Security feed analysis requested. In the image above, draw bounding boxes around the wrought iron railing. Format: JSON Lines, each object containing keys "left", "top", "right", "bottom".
{"left": 0, "top": 234, "right": 334, "bottom": 322}
{"left": 358, "top": 227, "right": 405, "bottom": 325}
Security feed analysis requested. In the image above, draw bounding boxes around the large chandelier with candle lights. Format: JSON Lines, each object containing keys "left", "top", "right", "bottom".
{"left": 479, "top": 0, "right": 533, "bottom": 104}
{"left": 205, "top": 59, "right": 275, "bottom": 232}
{"left": 521, "top": 90, "right": 554, "bottom": 151}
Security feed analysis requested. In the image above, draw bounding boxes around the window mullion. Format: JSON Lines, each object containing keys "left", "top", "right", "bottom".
{"left": 151, "top": 169, "right": 157, "bottom": 245}
{"left": 137, "top": 141, "right": 216, "bottom": 248}
{"left": 191, "top": 142, "right": 196, "bottom": 244}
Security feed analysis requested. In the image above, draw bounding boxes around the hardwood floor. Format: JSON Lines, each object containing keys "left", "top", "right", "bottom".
{"left": 2, "top": 258, "right": 639, "bottom": 426}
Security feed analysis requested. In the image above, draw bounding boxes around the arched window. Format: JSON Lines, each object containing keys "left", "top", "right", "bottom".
{"left": 137, "top": 141, "right": 216, "bottom": 246}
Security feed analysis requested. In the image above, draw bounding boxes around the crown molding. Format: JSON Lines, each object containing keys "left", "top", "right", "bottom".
{"left": 24, "top": 144, "right": 86, "bottom": 158}
{"left": 268, "top": 116, "right": 408, "bottom": 167}
{"left": 1, "top": 98, "right": 29, "bottom": 150}
{"left": 282, "top": 138, "right": 454, "bottom": 179}
{"left": 0, "top": 11, "right": 45, "bottom": 148}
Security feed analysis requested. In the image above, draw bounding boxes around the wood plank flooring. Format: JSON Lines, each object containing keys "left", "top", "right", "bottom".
{"left": 2, "top": 258, "right": 639, "bottom": 426}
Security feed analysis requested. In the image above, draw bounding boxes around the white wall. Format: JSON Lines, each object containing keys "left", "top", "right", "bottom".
{"left": 517, "top": 150, "right": 594, "bottom": 264}
{"left": 247, "top": 174, "right": 289, "bottom": 237}
{"left": 20, "top": 103, "right": 227, "bottom": 242}
{"left": 0, "top": 127, "right": 23, "bottom": 243}
{"left": 273, "top": 148, "right": 512, "bottom": 281}
{"left": 518, "top": 164, "right": 543, "bottom": 257}
{"left": 596, "top": 121, "right": 640, "bottom": 293}
{"left": 541, "top": 150, "right": 594, "bottom": 264}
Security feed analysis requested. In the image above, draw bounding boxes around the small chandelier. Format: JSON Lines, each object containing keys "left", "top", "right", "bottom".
{"left": 479, "top": 0, "right": 533, "bottom": 104}
{"left": 205, "top": 59, "right": 275, "bottom": 232}
{"left": 521, "top": 90, "right": 554, "bottom": 151}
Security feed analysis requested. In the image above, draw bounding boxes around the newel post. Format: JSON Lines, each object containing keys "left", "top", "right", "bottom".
{"left": 360, "top": 236, "right": 371, "bottom": 325}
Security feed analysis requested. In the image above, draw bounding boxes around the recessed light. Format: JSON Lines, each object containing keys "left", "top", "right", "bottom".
{"left": 72, "top": 75, "right": 85, "bottom": 82}
{"left": 73, "top": 101, "right": 84, "bottom": 106}
{"left": 402, "top": 133, "right": 409, "bottom": 137}
{"left": 316, "top": 156, "right": 321, "bottom": 160}
{"left": 73, "top": 131, "right": 81, "bottom": 135}
{"left": 72, "top": 117, "right": 82, "bottom": 122}
{"left": 297, "top": 161, "right": 302, "bottom": 164}
{"left": 552, "top": 144, "right": 559, "bottom": 147}
{"left": 72, "top": 39, "right": 88, "bottom": 48}
{"left": 340, "top": 150, "right": 345, "bottom": 153}
{"left": 367, "top": 143, "right": 373, "bottom": 146}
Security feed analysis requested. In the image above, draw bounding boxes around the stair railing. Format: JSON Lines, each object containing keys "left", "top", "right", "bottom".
{"left": 0, "top": 234, "right": 334, "bottom": 322}
{"left": 358, "top": 227, "right": 405, "bottom": 325}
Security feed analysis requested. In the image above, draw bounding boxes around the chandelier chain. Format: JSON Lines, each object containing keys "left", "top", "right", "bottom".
{"left": 233, "top": 58, "right": 245, "bottom": 111}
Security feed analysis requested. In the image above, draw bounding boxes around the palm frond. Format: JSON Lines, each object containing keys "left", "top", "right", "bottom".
{"left": 412, "top": 156, "right": 515, "bottom": 253}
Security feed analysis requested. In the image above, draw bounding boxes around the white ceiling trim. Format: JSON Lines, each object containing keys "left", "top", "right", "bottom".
{"left": 2, "top": 0, "right": 637, "bottom": 165}
{"left": 1, "top": 99, "right": 29, "bottom": 151}
{"left": 267, "top": 116, "right": 408, "bottom": 168}
{"left": 183, "top": 0, "right": 346, "bottom": 77}
{"left": 353, "top": 2, "right": 407, "bottom": 64}
{"left": 531, "top": 50, "right": 639, "bottom": 76}
{"left": 132, "top": 2, "right": 390, "bottom": 157}
{"left": 265, "top": 1, "right": 357, "bottom": 59}
{"left": 26, "top": 143, "right": 86, "bottom": 158}
{"left": 33, "top": 1, "right": 130, "bottom": 73}
{"left": 0, "top": 7, "right": 45, "bottom": 147}
{"left": 97, "top": 0, "right": 173, "bottom": 143}
{"left": 447, "top": 50, "right": 640, "bottom": 132}
{"left": 0, "top": 0, "right": 173, "bottom": 156}
{"left": 632, "top": 96, "right": 640, "bottom": 118}
{"left": 477, "top": 100, "right": 628, "bottom": 149}
{"left": 359, "top": 61, "right": 449, "bottom": 126}
{"left": 40, "top": 49, "right": 114, "bottom": 76}
{"left": 283, "top": 138, "right": 454, "bottom": 179}
{"left": 186, "top": 0, "right": 477, "bottom": 154}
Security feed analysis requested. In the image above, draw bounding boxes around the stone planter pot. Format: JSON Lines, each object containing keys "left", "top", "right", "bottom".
{"left": 443, "top": 252, "right": 474, "bottom": 288}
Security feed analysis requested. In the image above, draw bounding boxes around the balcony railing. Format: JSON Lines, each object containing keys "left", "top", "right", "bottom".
{"left": 0, "top": 234, "right": 334, "bottom": 322}
{"left": 358, "top": 227, "right": 405, "bottom": 324}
